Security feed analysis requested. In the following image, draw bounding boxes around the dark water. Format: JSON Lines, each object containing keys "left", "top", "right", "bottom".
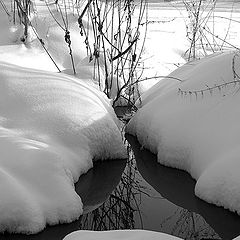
{"left": 2, "top": 134, "right": 240, "bottom": 240}
{"left": 126, "top": 134, "right": 240, "bottom": 240}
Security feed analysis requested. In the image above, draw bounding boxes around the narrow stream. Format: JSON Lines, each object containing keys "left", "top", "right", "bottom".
{"left": 2, "top": 133, "right": 240, "bottom": 240}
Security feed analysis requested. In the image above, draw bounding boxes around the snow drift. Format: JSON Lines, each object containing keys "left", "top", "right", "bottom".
{"left": 0, "top": 62, "right": 126, "bottom": 234}
{"left": 63, "top": 230, "right": 182, "bottom": 240}
{"left": 126, "top": 51, "right": 240, "bottom": 214}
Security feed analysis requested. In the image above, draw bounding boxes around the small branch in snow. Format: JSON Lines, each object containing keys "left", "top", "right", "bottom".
{"left": 140, "top": 18, "right": 176, "bottom": 26}
{"left": 26, "top": 17, "right": 61, "bottom": 72}
{"left": 232, "top": 53, "right": 240, "bottom": 80}
{"left": 78, "top": 0, "right": 93, "bottom": 27}
{"left": 0, "top": 0, "right": 11, "bottom": 17}
{"left": 111, "top": 37, "right": 138, "bottom": 62}
{"left": 127, "top": 75, "right": 184, "bottom": 89}
{"left": 179, "top": 53, "right": 240, "bottom": 99}
{"left": 202, "top": 26, "right": 240, "bottom": 51}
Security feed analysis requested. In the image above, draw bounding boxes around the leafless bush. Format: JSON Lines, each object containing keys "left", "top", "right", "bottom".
{"left": 76, "top": 0, "right": 147, "bottom": 106}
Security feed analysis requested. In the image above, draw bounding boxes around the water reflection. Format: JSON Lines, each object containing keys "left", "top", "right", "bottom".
{"left": 126, "top": 133, "right": 240, "bottom": 240}
{"left": 76, "top": 137, "right": 222, "bottom": 240}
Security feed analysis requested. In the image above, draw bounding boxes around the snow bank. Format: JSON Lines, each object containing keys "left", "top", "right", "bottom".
{"left": 63, "top": 230, "right": 182, "bottom": 240}
{"left": 0, "top": 62, "right": 126, "bottom": 234}
{"left": 126, "top": 51, "right": 240, "bottom": 214}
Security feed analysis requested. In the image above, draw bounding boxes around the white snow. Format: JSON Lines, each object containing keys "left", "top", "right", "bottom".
{"left": 126, "top": 51, "right": 240, "bottom": 215}
{"left": 63, "top": 230, "right": 182, "bottom": 240}
{"left": 0, "top": 62, "right": 126, "bottom": 234}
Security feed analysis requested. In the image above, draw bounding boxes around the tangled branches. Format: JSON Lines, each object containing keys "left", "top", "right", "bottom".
{"left": 77, "top": 0, "right": 147, "bottom": 106}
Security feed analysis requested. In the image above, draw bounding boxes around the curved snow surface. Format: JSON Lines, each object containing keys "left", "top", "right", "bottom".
{"left": 63, "top": 230, "right": 182, "bottom": 240}
{"left": 126, "top": 51, "right": 240, "bottom": 214}
{"left": 0, "top": 62, "right": 126, "bottom": 234}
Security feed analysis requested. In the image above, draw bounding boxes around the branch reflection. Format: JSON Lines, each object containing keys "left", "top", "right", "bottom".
{"left": 79, "top": 141, "right": 144, "bottom": 230}
{"left": 126, "top": 133, "right": 240, "bottom": 240}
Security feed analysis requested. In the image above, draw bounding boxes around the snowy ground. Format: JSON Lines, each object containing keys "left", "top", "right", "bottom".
{"left": 63, "top": 230, "right": 182, "bottom": 240}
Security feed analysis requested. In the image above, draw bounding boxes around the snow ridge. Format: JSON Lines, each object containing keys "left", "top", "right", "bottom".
{"left": 0, "top": 62, "right": 126, "bottom": 234}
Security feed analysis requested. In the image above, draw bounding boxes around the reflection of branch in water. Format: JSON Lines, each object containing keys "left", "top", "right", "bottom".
{"left": 160, "top": 208, "right": 221, "bottom": 240}
{"left": 126, "top": 133, "right": 240, "bottom": 240}
{"left": 78, "top": 141, "right": 147, "bottom": 230}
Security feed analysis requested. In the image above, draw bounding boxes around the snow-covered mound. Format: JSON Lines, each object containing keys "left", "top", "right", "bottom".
{"left": 0, "top": 62, "right": 126, "bottom": 234}
{"left": 63, "top": 230, "right": 182, "bottom": 240}
{"left": 126, "top": 51, "right": 240, "bottom": 214}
